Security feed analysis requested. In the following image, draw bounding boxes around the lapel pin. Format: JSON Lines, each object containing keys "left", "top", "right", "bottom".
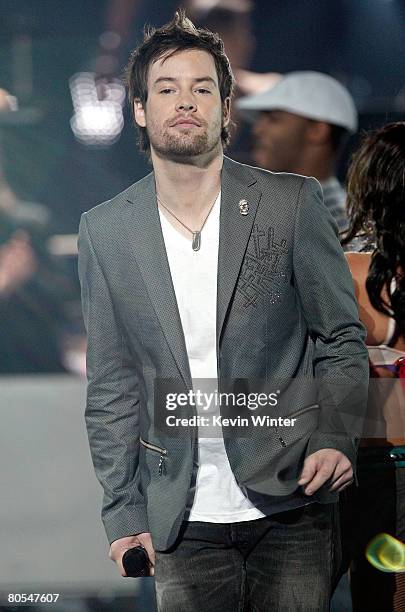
{"left": 239, "top": 199, "right": 249, "bottom": 216}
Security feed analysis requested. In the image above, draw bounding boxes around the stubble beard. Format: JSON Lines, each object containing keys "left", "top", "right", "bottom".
{"left": 147, "top": 116, "right": 223, "bottom": 159}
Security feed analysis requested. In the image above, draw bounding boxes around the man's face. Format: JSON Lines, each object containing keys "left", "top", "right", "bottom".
{"left": 251, "top": 110, "right": 310, "bottom": 173}
{"left": 134, "top": 49, "right": 230, "bottom": 160}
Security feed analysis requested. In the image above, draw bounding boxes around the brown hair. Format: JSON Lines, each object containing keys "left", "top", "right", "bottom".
{"left": 342, "top": 122, "right": 405, "bottom": 335}
{"left": 125, "top": 9, "right": 235, "bottom": 153}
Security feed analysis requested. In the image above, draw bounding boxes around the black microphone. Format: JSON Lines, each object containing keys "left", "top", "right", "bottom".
{"left": 122, "top": 546, "right": 151, "bottom": 577}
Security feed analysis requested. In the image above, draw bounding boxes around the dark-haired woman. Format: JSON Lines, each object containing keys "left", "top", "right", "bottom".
{"left": 341, "top": 122, "right": 405, "bottom": 611}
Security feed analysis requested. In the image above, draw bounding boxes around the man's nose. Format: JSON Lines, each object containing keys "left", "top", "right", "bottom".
{"left": 175, "top": 100, "right": 197, "bottom": 112}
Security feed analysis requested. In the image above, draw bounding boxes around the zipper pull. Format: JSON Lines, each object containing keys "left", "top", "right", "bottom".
{"left": 158, "top": 454, "right": 166, "bottom": 476}
{"left": 278, "top": 435, "right": 286, "bottom": 447}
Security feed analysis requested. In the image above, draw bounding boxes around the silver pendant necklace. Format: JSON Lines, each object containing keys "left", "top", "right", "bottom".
{"left": 157, "top": 192, "right": 219, "bottom": 251}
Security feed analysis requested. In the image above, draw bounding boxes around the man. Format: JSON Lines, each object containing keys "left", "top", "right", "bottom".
{"left": 78, "top": 11, "right": 368, "bottom": 611}
{"left": 237, "top": 71, "right": 358, "bottom": 235}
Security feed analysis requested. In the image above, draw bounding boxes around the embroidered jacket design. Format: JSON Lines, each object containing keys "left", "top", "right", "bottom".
{"left": 237, "top": 225, "right": 289, "bottom": 308}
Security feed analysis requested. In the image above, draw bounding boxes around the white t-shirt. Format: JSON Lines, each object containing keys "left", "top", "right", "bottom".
{"left": 159, "top": 193, "right": 266, "bottom": 522}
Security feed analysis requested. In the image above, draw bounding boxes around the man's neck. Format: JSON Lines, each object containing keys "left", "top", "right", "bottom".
{"left": 151, "top": 147, "right": 223, "bottom": 224}
{"left": 294, "top": 149, "right": 337, "bottom": 183}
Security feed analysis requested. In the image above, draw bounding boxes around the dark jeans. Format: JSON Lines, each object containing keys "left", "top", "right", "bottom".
{"left": 154, "top": 503, "right": 341, "bottom": 612}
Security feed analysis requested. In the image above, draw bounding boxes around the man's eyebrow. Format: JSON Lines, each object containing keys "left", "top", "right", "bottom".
{"left": 193, "top": 77, "right": 217, "bottom": 86}
{"left": 152, "top": 76, "right": 217, "bottom": 87}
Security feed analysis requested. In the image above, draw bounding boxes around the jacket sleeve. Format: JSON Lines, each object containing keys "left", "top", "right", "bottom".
{"left": 78, "top": 213, "right": 148, "bottom": 545}
{"left": 292, "top": 177, "right": 369, "bottom": 471}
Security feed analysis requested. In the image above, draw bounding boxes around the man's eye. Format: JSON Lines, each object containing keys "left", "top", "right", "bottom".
{"left": 195, "top": 88, "right": 211, "bottom": 94}
{"left": 160, "top": 89, "right": 175, "bottom": 94}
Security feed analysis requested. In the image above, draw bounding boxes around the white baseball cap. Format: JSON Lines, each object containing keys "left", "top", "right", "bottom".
{"left": 236, "top": 71, "right": 358, "bottom": 133}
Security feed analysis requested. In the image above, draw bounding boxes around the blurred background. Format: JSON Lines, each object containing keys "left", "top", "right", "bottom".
{"left": 0, "top": 0, "right": 404, "bottom": 610}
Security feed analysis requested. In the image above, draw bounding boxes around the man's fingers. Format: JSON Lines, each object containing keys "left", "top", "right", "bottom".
{"left": 302, "top": 461, "right": 335, "bottom": 495}
{"left": 298, "top": 457, "right": 317, "bottom": 485}
{"left": 299, "top": 449, "right": 353, "bottom": 495}
{"left": 117, "top": 551, "right": 129, "bottom": 577}
{"left": 144, "top": 542, "right": 155, "bottom": 566}
{"left": 108, "top": 533, "right": 156, "bottom": 578}
{"left": 328, "top": 457, "right": 353, "bottom": 491}
{"left": 329, "top": 468, "right": 353, "bottom": 492}
{"left": 140, "top": 535, "right": 156, "bottom": 575}
{"left": 109, "top": 544, "right": 132, "bottom": 577}
{"left": 335, "top": 479, "right": 354, "bottom": 493}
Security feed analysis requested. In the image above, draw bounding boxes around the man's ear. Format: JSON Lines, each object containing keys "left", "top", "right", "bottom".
{"left": 307, "top": 120, "right": 331, "bottom": 146}
{"left": 222, "top": 97, "right": 231, "bottom": 127}
{"left": 134, "top": 98, "right": 146, "bottom": 127}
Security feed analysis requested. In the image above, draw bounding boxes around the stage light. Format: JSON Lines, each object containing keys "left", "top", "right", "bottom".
{"left": 366, "top": 533, "right": 405, "bottom": 573}
{"left": 69, "top": 72, "right": 125, "bottom": 147}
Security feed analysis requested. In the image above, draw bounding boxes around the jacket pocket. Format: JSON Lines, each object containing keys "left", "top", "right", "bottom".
{"left": 276, "top": 403, "right": 319, "bottom": 448}
{"left": 140, "top": 438, "right": 168, "bottom": 476}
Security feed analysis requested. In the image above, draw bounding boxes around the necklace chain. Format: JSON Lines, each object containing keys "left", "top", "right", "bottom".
{"left": 157, "top": 191, "right": 219, "bottom": 251}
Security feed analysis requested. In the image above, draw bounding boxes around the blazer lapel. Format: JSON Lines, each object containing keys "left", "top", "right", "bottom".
{"left": 121, "top": 172, "right": 192, "bottom": 389}
{"left": 217, "top": 157, "right": 262, "bottom": 348}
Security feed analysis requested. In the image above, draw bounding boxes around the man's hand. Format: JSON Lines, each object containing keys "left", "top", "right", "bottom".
{"left": 109, "top": 532, "right": 155, "bottom": 577}
{"left": 298, "top": 448, "right": 354, "bottom": 496}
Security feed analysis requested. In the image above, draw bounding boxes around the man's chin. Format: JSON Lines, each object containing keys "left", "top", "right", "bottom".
{"left": 155, "top": 147, "right": 204, "bottom": 160}
{"left": 153, "top": 136, "right": 212, "bottom": 159}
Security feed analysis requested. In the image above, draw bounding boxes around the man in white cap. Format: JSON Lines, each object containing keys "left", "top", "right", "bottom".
{"left": 237, "top": 71, "right": 358, "bottom": 234}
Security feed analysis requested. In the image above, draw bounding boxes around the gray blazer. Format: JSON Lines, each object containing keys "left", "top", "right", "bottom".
{"left": 78, "top": 156, "right": 369, "bottom": 551}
